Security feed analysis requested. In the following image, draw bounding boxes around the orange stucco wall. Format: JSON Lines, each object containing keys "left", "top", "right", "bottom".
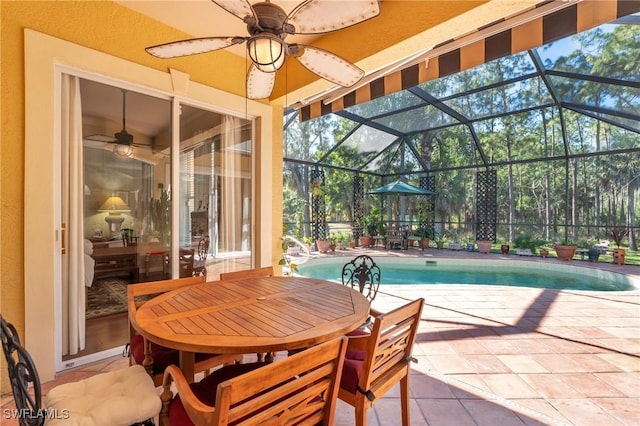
{"left": 1, "top": 0, "right": 282, "bottom": 392}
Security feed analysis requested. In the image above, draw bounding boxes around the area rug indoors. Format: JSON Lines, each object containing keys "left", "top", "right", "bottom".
{"left": 86, "top": 278, "right": 129, "bottom": 320}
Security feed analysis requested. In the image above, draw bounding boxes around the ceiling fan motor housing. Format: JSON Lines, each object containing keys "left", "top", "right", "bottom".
{"left": 115, "top": 129, "right": 133, "bottom": 145}
{"left": 249, "top": 2, "right": 289, "bottom": 38}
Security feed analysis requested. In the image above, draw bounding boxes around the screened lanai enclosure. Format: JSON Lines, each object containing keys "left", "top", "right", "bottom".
{"left": 283, "top": 12, "right": 639, "bottom": 252}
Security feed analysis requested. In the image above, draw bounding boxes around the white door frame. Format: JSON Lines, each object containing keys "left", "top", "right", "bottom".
{"left": 24, "top": 29, "right": 274, "bottom": 381}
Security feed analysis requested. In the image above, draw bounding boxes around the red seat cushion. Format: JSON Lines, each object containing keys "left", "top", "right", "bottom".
{"left": 340, "top": 358, "right": 364, "bottom": 394}
{"left": 146, "top": 250, "right": 167, "bottom": 255}
{"left": 130, "top": 335, "right": 218, "bottom": 375}
{"left": 168, "top": 362, "right": 267, "bottom": 426}
{"left": 345, "top": 328, "right": 369, "bottom": 361}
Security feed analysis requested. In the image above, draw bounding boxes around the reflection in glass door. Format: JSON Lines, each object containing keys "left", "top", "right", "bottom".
{"left": 62, "top": 77, "right": 253, "bottom": 367}
{"left": 178, "top": 104, "right": 252, "bottom": 279}
{"left": 64, "top": 77, "right": 172, "bottom": 364}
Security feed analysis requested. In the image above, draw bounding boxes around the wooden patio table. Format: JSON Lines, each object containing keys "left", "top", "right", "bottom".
{"left": 131, "top": 276, "right": 370, "bottom": 382}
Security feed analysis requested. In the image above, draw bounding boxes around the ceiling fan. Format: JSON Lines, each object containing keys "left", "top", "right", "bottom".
{"left": 145, "top": 0, "right": 380, "bottom": 99}
{"left": 85, "top": 90, "right": 147, "bottom": 157}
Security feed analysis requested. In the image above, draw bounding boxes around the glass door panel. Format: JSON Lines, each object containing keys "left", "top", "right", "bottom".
{"left": 82, "top": 80, "right": 172, "bottom": 281}
{"left": 178, "top": 104, "right": 252, "bottom": 279}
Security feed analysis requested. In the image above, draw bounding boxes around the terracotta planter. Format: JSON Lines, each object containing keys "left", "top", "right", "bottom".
{"left": 316, "top": 239, "right": 331, "bottom": 253}
{"left": 539, "top": 249, "right": 549, "bottom": 258}
{"left": 500, "top": 244, "right": 510, "bottom": 255}
{"left": 359, "top": 236, "right": 373, "bottom": 248}
{"left": 613, "top": 248, "right": 626, "bottom": 265}
{"left": 477, "top": 240, "right": 492, "bottom": 254}
{"left": 554, "top": 245, "right": 576, "bottom": 261}
{"left": 421, "top": 238, "right": 430, "bottom": 249}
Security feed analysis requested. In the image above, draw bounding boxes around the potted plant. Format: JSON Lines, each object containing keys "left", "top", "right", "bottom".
{"left": 610, "top": 226, "right": 628, "bottom": 265}
{"left": 316, "top": 239, "right": 331, "bottom": 253}
{"left": 513, "top": 235, "right": 539, "bottom": 256}
{"left": 356, "top": 215, "right": 373, "bottom": 248}
{"left": 416, "top": 224, "right": 434, "bottom": 249}
{"left": 463, "top": 236, "right": 475, "bottom": 251}
{"left": 539, "top": 248, "right": 549, "bottom": 258}
{"left": 447, "top": 230, "right": 462, "bottom": 250}
{"left": 357, "top": 210, "right": 381, "bottom": 248}
{"left": 150, "top": 189, "right": 171, "bottom": 246}
{"left": 333, "top": 231, "right": 350, "bottom": 250}
{"left": 476, "top": 239, "right": 492, "bottom": 254}
{"left": 587, "top": 246, "right": 600, "bottom": 262}
{"left": 554, "top": 238, "right": 577, "bottom": 261}
{"left": 278, "top": 237, "right": 298, "bottom": 276}
{"left": 315, "top": 224, "right": 331, "bottom": 253}
{"left": 500, "top": 243, "right": 510, "bottom": 255}
{"left": 434, "top": 232, "right": 447, "bottom": 249}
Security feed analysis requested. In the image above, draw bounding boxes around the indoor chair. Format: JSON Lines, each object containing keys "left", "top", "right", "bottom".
{"left": 339, "top": 298, "right": 424, "bottom": 426}
{"left": 192, "top": 235, "right": 209, "bottom": 277}
{"left": 178, "top": 249, "right": 194, "bottom": 278}
{"left": 127, "top": 276, "right": 241, "bottom": 386}
{"left": 1, "top": 315, "right": 160, "bottom": 426}
{"left": 159, "top": 337, "right": 348, "bottom": 426}
{"left": 122, "top": 228, "right": 138, "bottom": 246}
{"left": 218, "top": 265, "right": 274, "bottom": 280}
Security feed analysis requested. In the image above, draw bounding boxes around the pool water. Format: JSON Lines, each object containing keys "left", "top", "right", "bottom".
{"left": 297, "top": 258, "right": 636, "bottom": 291}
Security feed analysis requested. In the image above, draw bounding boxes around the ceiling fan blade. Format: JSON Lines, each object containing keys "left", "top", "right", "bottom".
{"left": 85, "top": 134, "right": 117, "bottom": 143}
{"left": 294, "top": 45, "right": 364, "bottom": 87}
{"left": 287, "top": 0, "right": 380, "bottom": 34}
{"left": 247, "top": 64, "right": 276, "bottom": 99}
{"left": 211, "top": 0, "right": 256, "bottom": 21}
{"left": 146, "top": 37, "right": 246, "bottom": 59}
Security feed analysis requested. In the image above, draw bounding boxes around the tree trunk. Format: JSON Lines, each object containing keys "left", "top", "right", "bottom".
{"left": 571, "top": 158, "right": 578, "bottom": 242}
{"left": 629, "top": 182, "right": 637, "bottom": 250}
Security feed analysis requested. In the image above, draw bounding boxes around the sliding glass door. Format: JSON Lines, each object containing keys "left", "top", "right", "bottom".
{"left": 63, "top": 75, "right": 253, "bottom": 365}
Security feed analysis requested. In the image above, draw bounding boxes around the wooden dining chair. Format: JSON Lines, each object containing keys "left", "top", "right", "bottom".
{"left": 218, "top": 265, "right": 274, "bottom": 280}
{"left": 339, "top": 298, "right": 424, "bottom": 426}
{"left": 1, "top": 315, "right": 160, "bottom": 426}
{"left": 159, "top": 337, "right": 348, "bottom": 426}
{"left": 127, "top": 276, "right": 241, "bottom": 386}
{"left": 385, "top": 228, "right": 406, "bottom": 250}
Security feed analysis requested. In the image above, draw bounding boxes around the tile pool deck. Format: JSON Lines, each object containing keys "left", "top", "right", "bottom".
{"left": 2, "top": 249, "right": 638, "bottom": 425}
{"left": 333, "top": 249, "right": 640, "bottom": 425}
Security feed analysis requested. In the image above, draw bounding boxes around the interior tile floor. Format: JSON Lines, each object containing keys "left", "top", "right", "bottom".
{"left": 2, "top": 250, "right": 639, "bottom": 425}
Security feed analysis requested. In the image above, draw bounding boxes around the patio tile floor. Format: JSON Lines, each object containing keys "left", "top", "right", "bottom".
{"left": 2, "top": 250, "right": 638, "bottom": 425}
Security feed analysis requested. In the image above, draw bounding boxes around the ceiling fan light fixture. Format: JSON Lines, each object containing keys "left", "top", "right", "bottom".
{"left": 247, "top": 34, "right": 286, "bottom": 72}
{"left": 114, "top": 143, "right": 133, "bottom": 157}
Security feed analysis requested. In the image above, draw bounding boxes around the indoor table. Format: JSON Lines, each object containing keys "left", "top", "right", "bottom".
{"left": 131, "top": 276, "right": 370, "bottom": 382}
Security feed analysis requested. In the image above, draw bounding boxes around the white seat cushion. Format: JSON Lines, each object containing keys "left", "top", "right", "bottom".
{"left": 45, "top": 364, "right": 160, "bottom": 425}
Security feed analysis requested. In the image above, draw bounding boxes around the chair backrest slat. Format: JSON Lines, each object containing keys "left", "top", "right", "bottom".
{"left": 360, "top": 299, "right": 423, "bottom": 393}
{"left": 213, "top": 337, "right": 348, "bottom": 425}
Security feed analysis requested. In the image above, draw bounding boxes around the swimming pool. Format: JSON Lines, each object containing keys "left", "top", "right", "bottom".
{"left": 296, "top": 257, "right": 638, "bottom": 291}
